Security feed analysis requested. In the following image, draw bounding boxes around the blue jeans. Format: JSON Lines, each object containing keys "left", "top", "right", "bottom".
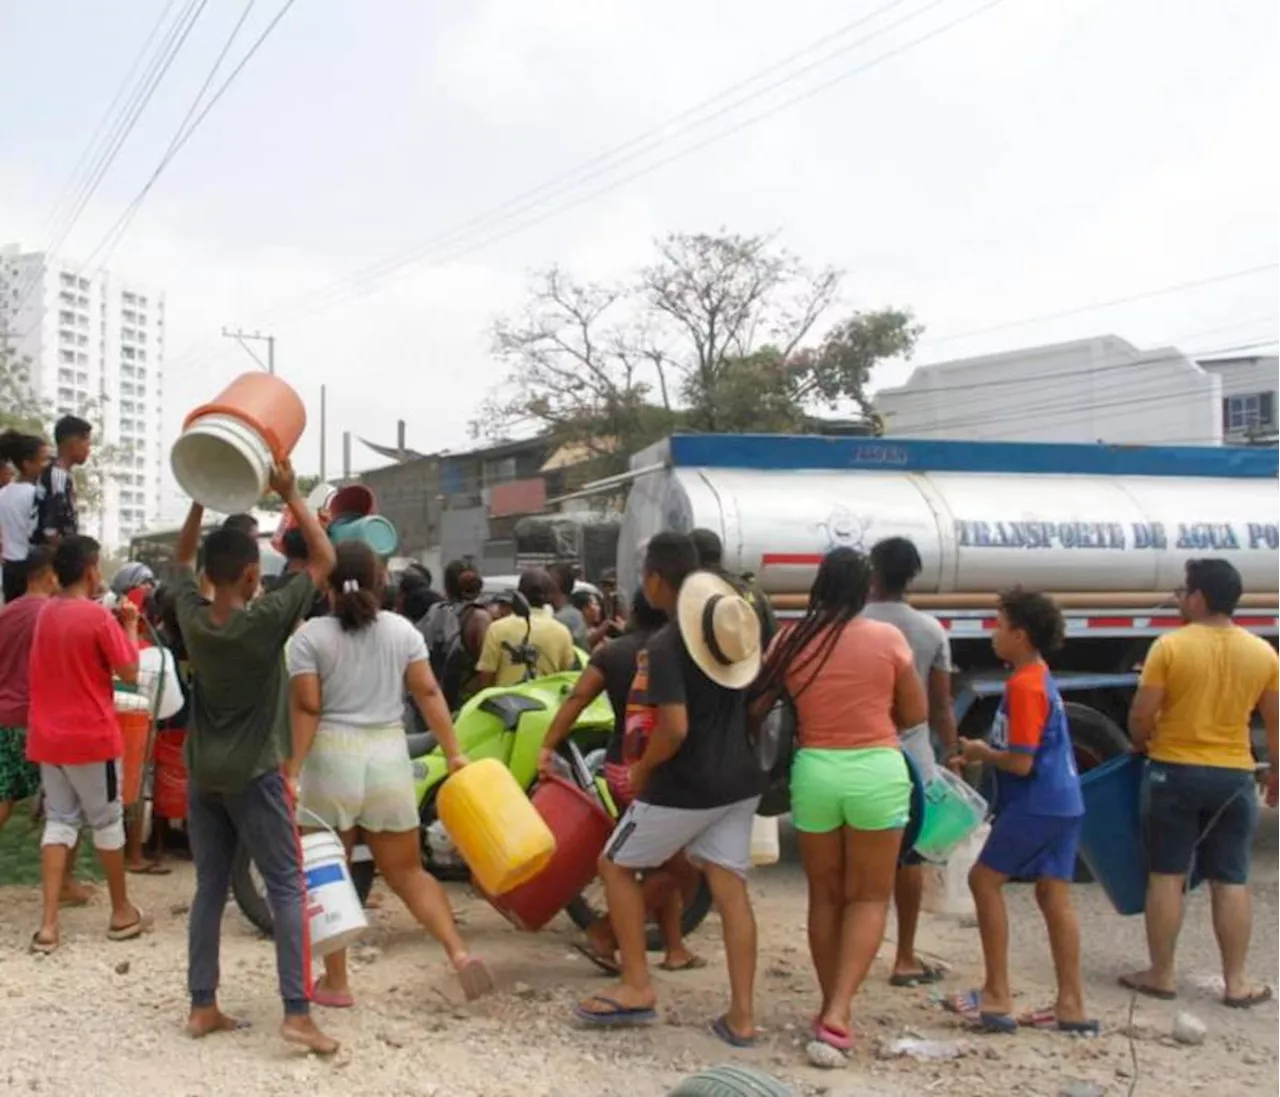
{"left": 187, "top": 770, "right": 310, "bottom": 1015}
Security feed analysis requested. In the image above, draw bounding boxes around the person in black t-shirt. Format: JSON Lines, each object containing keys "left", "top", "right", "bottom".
{"left": 574, "top": 533, "right": 764, "bottom": 1047}
{"left": 538, "top": 592, "right": 702, "bottom": 974}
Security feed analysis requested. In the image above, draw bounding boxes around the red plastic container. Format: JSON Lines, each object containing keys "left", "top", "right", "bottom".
{"left": 153, "top": 731, "right": 188, "bottom": 819}
{"left": 487, "top": 776, "right": 615, "bottom": 932}
{"left": 329, "top": 483, "right": 376, "bottom": 519}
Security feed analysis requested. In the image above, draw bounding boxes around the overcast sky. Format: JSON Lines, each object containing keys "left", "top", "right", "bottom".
{"left": 2, "top": 0, "right": 1276, "bottom": 480}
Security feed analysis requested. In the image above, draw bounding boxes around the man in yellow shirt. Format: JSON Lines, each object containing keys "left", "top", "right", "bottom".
{"left": 1125, "top": 559, "right": 1278, "bottom": 1009}
{"left": 475, "top": 570, "right": 576, "bottom": 687}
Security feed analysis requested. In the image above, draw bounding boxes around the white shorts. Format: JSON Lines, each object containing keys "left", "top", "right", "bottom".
{"left": 299, "top": 723, "right": 419, "bottom": 833}
{"left": 41, "top": 759, "right": 125, "bottom": 850}
{"left": 604, "top": 795, "right": 761, "bottom": 878}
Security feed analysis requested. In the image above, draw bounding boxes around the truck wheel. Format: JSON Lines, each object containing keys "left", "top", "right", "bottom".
{"left": 1063, "top": 703, "right": 1129, "bottom": 882}
{"left": 564, "top": 876, "right": 714, "bottom": 953}
{"left": 1064, "top": 702, "right": 1129, "bottom": 773}
{"left": 231, "top": 843, "right": 375, "bottom": 937}
{"left": 667, "top": 1065, "right": 795, "bottom": 1097}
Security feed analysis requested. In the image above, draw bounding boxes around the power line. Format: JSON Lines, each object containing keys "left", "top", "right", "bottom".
{"left": 13, "top": 0, "right": 209, "bottom": 313}
{"left": 916, "top": 262, "right": 1280, "bottom": 347}
{"left": 83, "top": 0, "right": 301, "bottom": 274}
{"left": 163, "top": 0, "right": 1010, "bottom": 376}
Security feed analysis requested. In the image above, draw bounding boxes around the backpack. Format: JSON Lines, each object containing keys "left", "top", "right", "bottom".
{"left": 420, "top": 600, "right": 461, "bottom": 682}
{"left": 438, "top": 602, "right": 485, "bottom": 711}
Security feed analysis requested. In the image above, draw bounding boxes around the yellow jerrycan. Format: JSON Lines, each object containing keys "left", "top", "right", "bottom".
{"left": 436, "top": 758, "right": 556, "bottom": 896}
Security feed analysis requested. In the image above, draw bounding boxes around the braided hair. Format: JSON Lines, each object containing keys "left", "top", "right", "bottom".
{"left": 757, "top": 546, "right": 872, "bottom": 697}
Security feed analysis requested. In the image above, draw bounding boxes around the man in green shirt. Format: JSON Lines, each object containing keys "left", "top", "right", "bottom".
{"left": 173, "top": 459, "right": 338, "bottom": 1055}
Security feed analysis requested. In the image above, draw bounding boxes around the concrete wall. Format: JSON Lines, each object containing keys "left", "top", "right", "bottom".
{"left": 875, "top": 335, "right": 1221, "bottom": 447}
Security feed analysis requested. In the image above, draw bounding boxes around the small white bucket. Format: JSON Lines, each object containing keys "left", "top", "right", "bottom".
{"left": 750, "top": 814, "right": 780, "bottom": 867}
{"left": 170, "top": 412, "right": 274, "bottom": 515}
{"left": 301, "top": 829, "right": 368, "bottom": 957}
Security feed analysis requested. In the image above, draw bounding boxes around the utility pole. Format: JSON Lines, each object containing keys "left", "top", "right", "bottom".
{"left": 221, "top": 327, "right": 275, "bottom": 374}
{"left": 319, "top": 384, "right": 327, "bottom": 482}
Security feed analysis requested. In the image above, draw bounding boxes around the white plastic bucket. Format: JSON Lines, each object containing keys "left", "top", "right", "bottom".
{"left": 170, "top": 412, "right": 274, "bottom": 515}
{"left": 750, "top": 814, "right": 780, "bottom": 867}
{"left": 301, "top": 829, "right": 368, "bottom": 957}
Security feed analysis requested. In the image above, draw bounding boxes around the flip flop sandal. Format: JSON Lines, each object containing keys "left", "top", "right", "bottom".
{"left": 967, "top": 1011, "right": 1018, "bottom": 1035}
{"left": 572, "top": 939, "right": 621, "bottom": 976}
{"left": 1224, "top": 986, "right": 1273, "bottom": 1010}
{"left": 890, "top": 963, "right": 947, "bottom": 987}
{"left": 29, "top": 932, "right": 59, "bottom": 955}
{"left": 574, "top": 995, "right": 657, "bottom": 1027}
{"left": 710, "top": 1015, "right": 757, "bottom": 1048}
{"left": 659, "top": 954, "right": 707, "bottom": 972}
{"left": 1119, "top": 974, "right": 1176, "bottom": 1001}
{"left": 127, "top": 862, "right": 172, "bottom": 876}
{"left": 312, "top": 985, "right": 355, "bottom": 1009}
{"left": 814, "top": 1021, "right": 854, "bottom": 1051}
{"left": 942, "top": 988, "right": 983, "bottom": 1015}
{"left": 456, "top": 957, "right": 494, "bottom": 1001}
{"left": 107, "top": 908, "right": 152, "bottom": 942}
{"left": 1017, "top": 1008, "right": 1100, "bottom": 1035}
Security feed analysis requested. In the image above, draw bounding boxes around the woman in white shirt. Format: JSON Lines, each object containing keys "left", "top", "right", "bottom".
{"left": 0, "top": 432, "right": 49, "bottom": 603}
{"left": 286, "top": 541, "right": 491, "bottom": 1007}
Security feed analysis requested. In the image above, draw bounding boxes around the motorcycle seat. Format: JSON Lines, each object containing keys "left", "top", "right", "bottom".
{"left": 405, "top": 732, "right": 437, "bottom": 759}
{"left": 478, "top": 692, "right": 546, "bottom": 731}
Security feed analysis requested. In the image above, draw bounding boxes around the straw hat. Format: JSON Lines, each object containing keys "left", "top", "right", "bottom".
{"left": 676, "top": 570, "right": 762, "bottom": 690}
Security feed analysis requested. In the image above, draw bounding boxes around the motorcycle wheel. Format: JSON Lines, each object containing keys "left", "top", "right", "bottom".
{"left": 564, "top": 875, "right": 713, "bottom": 953}
{"left": 417, "top": 788, "right": 470, "bottom": 881}
{"left": 231, "top": 842, "right": 376, "bottom": 937}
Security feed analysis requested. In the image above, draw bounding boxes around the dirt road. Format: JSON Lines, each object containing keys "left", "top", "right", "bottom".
{"left": 0, "top": 815, "right": 1275, "bottom": 1097}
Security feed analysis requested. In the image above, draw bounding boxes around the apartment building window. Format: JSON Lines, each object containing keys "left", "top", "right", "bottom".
{"left": 59, "top": 291, "right": 76, "bottom": 306}
{"left": 58, "top": 387, "right": 74, "bottom": 402}
{"left": 59, "top": 328, "right": 75, "bottom": 344}
{"left": 1225, "top": 392, "right": 1276, "bottom": 433}
{"left": 76, "top": 334, "right": 88, "bottom": 347}
{"left": 77, "top": 295, "right": 89, "bottom": 308}
{"left": 136, "top": 331, "right": 147, "bottom": 344}
{"left": 59, "top": 367, "right": 75, "bottom": 383}
{"left": 121, "top": 327, "right": 136, "bottom": 341}
{"left": 75, "top": 353, "right": 88, "bottom": 365}
{"left": 59, "top": 309, "right": 75, "bottom": 325}
{"left": 122, "top": 346, "right": 135, "bottom": 360}
{"left": 122, "top": 309, "right": 137, "bottom": 323}
{"left": 59, "top": 349, "right": 75, "bottom": 364}
{"left": 61, "top": 272, "right": 76, "bottom": 288}
{"left": 122, "top": 292, "right": 136, "bottom": 305}
{"left": 137, "top": 295, "right": 147, "bottom": 307}
{"left": 136, "top": 350, "right": 146, "bottom": 362}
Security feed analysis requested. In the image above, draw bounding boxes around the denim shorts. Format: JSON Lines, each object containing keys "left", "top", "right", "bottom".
{"left": 1144, "top": 761, "right": 1258, "bottom": 885}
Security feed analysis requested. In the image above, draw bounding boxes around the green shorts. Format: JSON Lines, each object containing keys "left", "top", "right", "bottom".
{"left": 790, "top": 747, "right": 910, "bottom": 833}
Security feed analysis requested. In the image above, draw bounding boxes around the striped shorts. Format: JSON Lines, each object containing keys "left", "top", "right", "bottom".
{"left": 299, "top": 722, "right": 419, "bottom": 833}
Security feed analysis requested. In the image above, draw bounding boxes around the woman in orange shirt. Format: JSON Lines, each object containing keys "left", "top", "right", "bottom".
{"left": 757, "top": 547, "right": 927, "bottom": 1053}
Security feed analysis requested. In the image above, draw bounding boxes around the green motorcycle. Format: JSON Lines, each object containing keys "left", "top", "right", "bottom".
{"left": 232, "top": 674, "right": 713, "bottom": 949}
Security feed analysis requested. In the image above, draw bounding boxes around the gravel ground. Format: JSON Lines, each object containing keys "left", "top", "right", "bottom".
{"left": 0, "top": 811, "right": 1275, "bottom": 1097}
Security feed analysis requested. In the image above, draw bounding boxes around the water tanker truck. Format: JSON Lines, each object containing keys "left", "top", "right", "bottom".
{"left": 613, "top": 434, "right": 1279, "bottom": 769}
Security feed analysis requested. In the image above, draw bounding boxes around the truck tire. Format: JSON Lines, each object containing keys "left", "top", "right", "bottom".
{"left": 667, "top": 1065, "right": 795, "bottom": 1097}
{"left": 1064, "top": 702, "right": 1129, "bottom": 772}
{"left": 231, "top": 843, "right": 375, "bottom": 937}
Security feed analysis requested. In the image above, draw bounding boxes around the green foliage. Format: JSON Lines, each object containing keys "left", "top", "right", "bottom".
{"left": 479, "top": 231, "right": 919, "bottom": 465}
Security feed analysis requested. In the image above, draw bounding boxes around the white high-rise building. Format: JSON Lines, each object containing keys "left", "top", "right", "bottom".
{"left": 1, "top": 243, "right": 167, "bottom": 549}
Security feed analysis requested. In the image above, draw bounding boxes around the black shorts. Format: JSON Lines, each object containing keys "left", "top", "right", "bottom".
{"left": 1144, "top": 761, "right": 1258, "bottom": 885}
{"left": 2, "top": 560, "right": 28, "bottom": 604}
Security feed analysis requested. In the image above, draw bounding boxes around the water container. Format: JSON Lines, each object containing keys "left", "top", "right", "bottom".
{"left": 272, "top": 480, "right": 338, "bottom": 551}
{"left": 488, "top": 776, "right": 614, "bottom": 931}
{"left": 436, "top": 758, "right": 556, "bottom": 896}
{"left": 171, "top": 373, "right": 306, "bottom": 514}
{"left": 328, "top": 483, "right": 376, "bottom": 519}
{"left": 301, "top": 829, "right": 369, "bottom": 956}
{"left": 750, "top": 814, "right": 780, "bottom": 866}
{"left": 913, "top": 767, "right": 989, "bottom": 864}
{"left": 1079, "top": 753, "right": 1204, "bottom": 915}
{"left": 152, "top": 730, "right": 188, "bottom": 820}
{"left": 329, "top": 514, "right": 399, "bottom": 557}
{"left": 114, "top": 691, "right": 152, "bottom": 806}
{"left": 922, "top": 822, "right": 989, "bottom": 917}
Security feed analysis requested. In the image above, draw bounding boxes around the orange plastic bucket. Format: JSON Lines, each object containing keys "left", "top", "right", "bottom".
{"left": 118, "top": 709, "right": 152, "bottom": 806}
{"left": 152, "top": 731, "right": 188, "bottom": 819}
{"left": 182, "top": 372, "right": 307, "bottom": 460}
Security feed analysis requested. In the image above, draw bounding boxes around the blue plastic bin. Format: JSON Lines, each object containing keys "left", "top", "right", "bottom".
{"left": 1079, "top": 753, "right": 1202, "bottom": 915}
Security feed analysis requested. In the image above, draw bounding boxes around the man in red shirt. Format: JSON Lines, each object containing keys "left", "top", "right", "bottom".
{"left": 26, "top": 536, "right": 148, "bottom": 953}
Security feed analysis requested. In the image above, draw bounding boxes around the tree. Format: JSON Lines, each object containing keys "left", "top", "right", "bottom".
{"left": 1, "top": 338, "right": 133, "bottom": 514}
{"left": 479, "top": 232, "right": 920, "bottom": 460}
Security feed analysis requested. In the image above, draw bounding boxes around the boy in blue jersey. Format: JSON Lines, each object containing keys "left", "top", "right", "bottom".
{"left": 947, "top": 588, "right": 1096, "bottom": 1035}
